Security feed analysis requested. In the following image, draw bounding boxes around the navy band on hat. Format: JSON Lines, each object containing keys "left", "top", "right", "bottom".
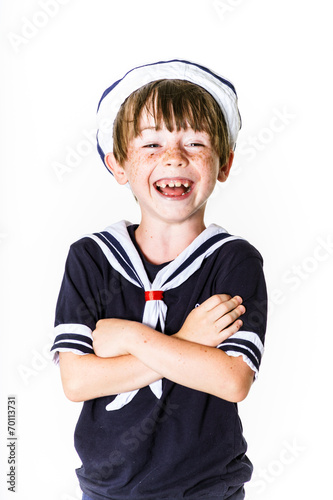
{"left": 96, "top": 59, "right": 241, "bottom": 170}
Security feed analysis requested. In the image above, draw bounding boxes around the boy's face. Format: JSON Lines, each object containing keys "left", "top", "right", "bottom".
{"left": 106, "top": 110, "right": 233, "bottom": 228}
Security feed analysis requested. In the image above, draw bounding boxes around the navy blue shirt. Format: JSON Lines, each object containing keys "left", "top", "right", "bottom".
{"left": 52, "top": 224, "right": 267, "bottom": 499}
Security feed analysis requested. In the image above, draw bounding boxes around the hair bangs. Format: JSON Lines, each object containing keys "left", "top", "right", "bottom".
{"left": 137, "top": 80, "right": 218, "bottom": 135}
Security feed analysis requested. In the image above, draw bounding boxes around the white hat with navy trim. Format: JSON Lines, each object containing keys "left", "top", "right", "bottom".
{"left": 96, "top": 59, "right": 241, "bottom": 170}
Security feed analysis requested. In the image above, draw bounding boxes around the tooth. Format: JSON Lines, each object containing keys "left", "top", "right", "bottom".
{"left": 168, "top": 182, "right": 175, "bottom": 187}
{"left": 183, "top": 182, "right": 189, "bottom": 188}
{"left": 175, "top": 181, "right": 182, "bottom": 187}
{"left": 160, "top": 183, "right": 166, "bottom": 188}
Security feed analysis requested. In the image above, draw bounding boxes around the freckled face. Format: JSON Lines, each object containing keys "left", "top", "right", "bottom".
{"left": 120, "top": 112, "right": 222, "bottom": 225}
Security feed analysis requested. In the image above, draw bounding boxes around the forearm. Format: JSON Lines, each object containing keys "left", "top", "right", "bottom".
{"left": 125, "top": 324, "right": 254, "bottom": 402}
{"left": 91, "top": 296, "right": 251, "bottom": 402}
{"left": 59, "top": 351, "right": 161, "bottom": 402}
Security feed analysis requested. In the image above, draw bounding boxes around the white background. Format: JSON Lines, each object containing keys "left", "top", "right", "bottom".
{"left": 0, "top": 1, "right": 332, "bottom": 499}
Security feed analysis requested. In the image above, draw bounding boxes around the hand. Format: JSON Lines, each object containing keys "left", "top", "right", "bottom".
{"left": 92, "top": 318, "right": 132, "bottom": 358}
{"left": 174, "top": 294, "right": 245, "bottom": 347}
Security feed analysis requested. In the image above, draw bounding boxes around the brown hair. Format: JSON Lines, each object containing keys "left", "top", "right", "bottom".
{"left": 112, "top": 79, "right": 230, "bottom": 166}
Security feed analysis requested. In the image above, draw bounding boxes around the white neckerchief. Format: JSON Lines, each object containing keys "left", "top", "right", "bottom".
{"left": 86, "top": 220, "right": 242, "bottom": 411}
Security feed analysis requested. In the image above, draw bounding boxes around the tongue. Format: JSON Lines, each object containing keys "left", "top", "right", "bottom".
{"left": 160, "top": 185, "right": 187, "bottom": 196}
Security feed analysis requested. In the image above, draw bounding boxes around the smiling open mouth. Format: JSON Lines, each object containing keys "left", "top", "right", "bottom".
{"left": 154, "top": 179, "right": 193, "bottom": 197}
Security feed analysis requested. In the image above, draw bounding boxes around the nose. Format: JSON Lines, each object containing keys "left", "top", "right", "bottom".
{"left": 162, "top": 146, "right": 189, "bottom": 168}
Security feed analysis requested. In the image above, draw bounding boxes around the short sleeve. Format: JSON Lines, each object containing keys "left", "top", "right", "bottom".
{"left": 216, "top": 243, "right": 267, "bottom": 379}
{"left": 51, "top": 239, "right": 104, "bottom": 363}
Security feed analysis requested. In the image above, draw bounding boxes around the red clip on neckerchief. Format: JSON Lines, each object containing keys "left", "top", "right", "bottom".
{"left": 145, "top": 290, "right": 164, "bottom": 301}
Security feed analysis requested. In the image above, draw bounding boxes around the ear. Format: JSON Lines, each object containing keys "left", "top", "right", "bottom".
{"left": 217, "top": 150, "right": 234, "bottom": 182}
{"left": 104, "top": 153, "right": 128, "bottom": 185}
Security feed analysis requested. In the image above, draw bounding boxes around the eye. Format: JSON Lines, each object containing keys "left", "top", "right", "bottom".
{"left": 188, "top": 142, "right": 205, "bottom": 147}
{"left": 143, "top": 144, "right": 160, "bottom": 148}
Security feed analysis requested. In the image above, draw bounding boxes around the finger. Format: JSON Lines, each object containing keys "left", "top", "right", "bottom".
{"left": 198, "top": 294, "right": 236, "bottom": 312}
{"left": 215, "top": 295, "right": 243, "bottom": 312}
{"left": 208, "top": 296, "right": 243, "bottom": 322}
{"left": 218, "top": 319, "right": 243, "bottom": 343}
{"left": 217, "top": 294, "right": 233, "bottom": 303}
{"left": 214, "top": 304, "right": 246, "bottom": 332}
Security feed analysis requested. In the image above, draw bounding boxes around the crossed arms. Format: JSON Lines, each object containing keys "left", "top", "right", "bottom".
{"left": 59, "top": 294, "right": 255, "bottom": 404}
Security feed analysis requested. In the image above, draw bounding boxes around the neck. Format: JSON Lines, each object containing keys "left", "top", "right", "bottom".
{"left": 134, "top": 217, "right": 206, "bottom": 264}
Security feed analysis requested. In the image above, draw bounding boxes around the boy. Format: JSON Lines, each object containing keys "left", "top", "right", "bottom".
{"left": 51, "top": 60, "right": 267, "bottom": 500}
